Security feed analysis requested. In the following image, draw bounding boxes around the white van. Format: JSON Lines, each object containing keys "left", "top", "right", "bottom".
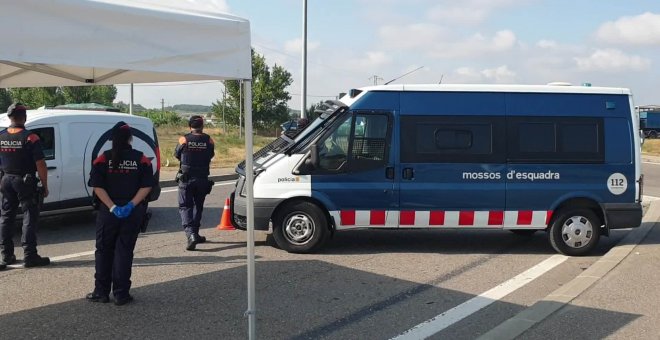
{"left": 0, "top": 108, "right": 161, "bottom": 214}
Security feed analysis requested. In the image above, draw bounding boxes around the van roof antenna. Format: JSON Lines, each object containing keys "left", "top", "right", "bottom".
{"left": 384, "top": 66, "right": 424, "bottom": 85}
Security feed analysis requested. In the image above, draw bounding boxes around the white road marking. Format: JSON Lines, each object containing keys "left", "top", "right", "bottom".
{"left": 642, "top": 161, "right": 660, "bottom": 166}
{"left": 644, "top": 195, "right": 660, "bottom": 202}
{"left": 391, "top": 255, "right": 568, "bottom": 340}
{"left": 161, "top": 181, "right": 235, "bottom": 193}
{"left": 6, "top": 250, "right": 96, "bottom": 269}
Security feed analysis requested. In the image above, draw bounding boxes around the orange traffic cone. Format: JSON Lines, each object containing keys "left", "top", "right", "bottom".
{"left": 217, "top": 198, "right": 235, "bottom": 230}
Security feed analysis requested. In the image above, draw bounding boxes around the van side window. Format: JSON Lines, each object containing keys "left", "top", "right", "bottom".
{"left": 401, "top": 116, "right": 505, "bottom": 163}
{"left": 316, "top": 112, "right": 391, "bottom": 172}
{"left": 351, "top": 114, "right": 388, "bottom": 162}
{"left": 318, "top": 115, "right": 352, "bottom": 171}
{"left": 31, "top": 127, "right": 55, "bottom": 160}
{"left": 507, "top": 117, "right": 604, "bottom": 163}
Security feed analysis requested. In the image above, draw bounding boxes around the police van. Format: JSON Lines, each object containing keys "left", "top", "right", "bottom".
{"left": 0, "top": 108, "right": 161, "bottom": 214}
{"left": 231, "top": 84, "right": 643, "bottom": 256}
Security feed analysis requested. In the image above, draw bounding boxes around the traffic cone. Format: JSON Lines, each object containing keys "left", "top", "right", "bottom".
{"left": 217, "top": 198, "right": 235, "bottom": 230}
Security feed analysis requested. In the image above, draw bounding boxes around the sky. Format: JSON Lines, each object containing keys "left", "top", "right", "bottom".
{"left": 115, "top": 0, "right": 660, "bottom": 110}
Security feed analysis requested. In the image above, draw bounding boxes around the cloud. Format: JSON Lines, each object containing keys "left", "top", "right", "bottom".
{"left": 378, "top": 23, "right": 450, "bottom": 49}
{"left": 428, "top": 0, "right": 532, "bottom": 24}
{"left": 450, "top": 65, "right": 517, "bottom": 83}
{"left": 284, "top": 38, "right": 321, "bottom": 55}
{"left": 574, "top": 49, "right": 651, "bottom": 72}
{"left": 537, "top": 40, "right": 558, "bottom": 49}
{"left": 595, "top": 12, "right": 660, "bottom": 45}
{"left": 429, "top": 30, "right": 517, "bottom": 58}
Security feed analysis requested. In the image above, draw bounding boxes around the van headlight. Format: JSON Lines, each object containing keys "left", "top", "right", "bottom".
{"left": 239, "top": 175, "right": 247, "bottom": 197}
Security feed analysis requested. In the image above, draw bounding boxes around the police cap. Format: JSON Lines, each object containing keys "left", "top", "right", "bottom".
{"left": 112, "top": 121, "right": 131, "bottom": 137}
{"left": 7, "top": 103, "right": 27, "bottom": 117}
{"left": 189, "top": 115, "right": 204, "bottom": 129}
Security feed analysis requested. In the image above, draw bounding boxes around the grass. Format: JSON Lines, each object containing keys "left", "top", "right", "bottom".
{"left": 156, "top": 125, "right": 275, "bottom": 169}
{"left": 642, "top": 139, "right": 660, "bottom": 156}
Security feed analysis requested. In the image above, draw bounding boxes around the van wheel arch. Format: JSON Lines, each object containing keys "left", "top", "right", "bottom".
{"left": 272, "top": 197, "right": 334, "bottom": 232}
{"left": 551, "top": 197, "right": 606, "bottom": 236}
{"left": 270, "top": 197, "right": 334, "bottom": 253}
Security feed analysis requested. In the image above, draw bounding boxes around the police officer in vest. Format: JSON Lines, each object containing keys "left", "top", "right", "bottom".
{"left": 175, "top": 115, "right": 215, "bottom": 251}
{"left": 0, "top": 103, "right": 50, "bottom": 270}
{"left": 86, "top": 121, "right": 155, "bottom": 305}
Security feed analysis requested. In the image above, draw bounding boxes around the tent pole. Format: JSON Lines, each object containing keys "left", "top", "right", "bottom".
{"left": 243, "top": 79, "right": 256, "bottom": 340}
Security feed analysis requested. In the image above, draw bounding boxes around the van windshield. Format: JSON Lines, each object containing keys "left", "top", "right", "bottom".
{"left": 236, "top": 100, "right": 348, "bottom": 172}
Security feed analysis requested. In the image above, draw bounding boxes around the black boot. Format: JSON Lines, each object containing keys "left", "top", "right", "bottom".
{"left": 196, "top": 234, "right": 207, "bottom": 243}
{"left": 0, "top": 263, "right": 5, "bottom": 271}
{"left": 24, "top": 254, "right": 50, "bottom": 268}
{"left": 86, "top": 292, "right": 110, "bottom": 303}
{"left": 1, "top": 254, "right": 16, "bottom": 266}
{"left": 114, "top": 294, "right": 134, "bottom": 306}
{"left": 186, "top": 234, "right": 198, "bottom": 251}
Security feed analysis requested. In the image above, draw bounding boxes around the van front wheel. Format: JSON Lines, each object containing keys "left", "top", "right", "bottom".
{"left": 272, "top": 201, "right": 329, "bottom": 253}
{"left": 549, "top": 208, "right": 601, "bottom": 256}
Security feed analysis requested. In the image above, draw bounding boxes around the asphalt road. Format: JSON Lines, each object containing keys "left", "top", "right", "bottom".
{"left": 0, "top": 179, "right": 636, "bottom": 339}
{"left": 642, "top": 161, "right": 660, "bottom": 198}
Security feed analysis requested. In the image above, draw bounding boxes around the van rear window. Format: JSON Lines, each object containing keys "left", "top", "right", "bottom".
{"left": 507, "top": 117, "right": 604, "bottom": 163}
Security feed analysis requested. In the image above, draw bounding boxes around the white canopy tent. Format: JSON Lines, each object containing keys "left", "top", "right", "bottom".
{"left": 0, "top": 0, "right": 258, "bottom": 337}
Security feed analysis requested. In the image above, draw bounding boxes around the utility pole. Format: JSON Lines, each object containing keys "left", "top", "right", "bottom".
{"left": 301, "top": 0, "right": 308, "bottom": 119}
{"left": 161, "top": 98, "right": 164, "bottom": 113}
{"left": 129, "top": 83, "right": 134, "bottom": 115}
{"left": 369, "top": 75, "right": 383, "bottom": 85}
{"left": 222, "top": 89, "right": 227, "bottom": 134}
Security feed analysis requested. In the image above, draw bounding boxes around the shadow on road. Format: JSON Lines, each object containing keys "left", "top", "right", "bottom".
{"left": 0, "top": 260, "right": 640, "bottom": 339}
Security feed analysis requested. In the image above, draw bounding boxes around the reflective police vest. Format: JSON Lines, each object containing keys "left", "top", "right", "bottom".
{"left": 89, "top": 149, "right": 152, "bottom": 203}
{"left": 0, "top": 126, "right": 42, "bottom": 175}
{"left": 179, "top": 133, "right": 214, "bottom": 177}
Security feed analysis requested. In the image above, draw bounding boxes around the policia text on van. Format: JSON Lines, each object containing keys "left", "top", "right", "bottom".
{"left": 230, "top": 84, "right": 642, "bottom": 256}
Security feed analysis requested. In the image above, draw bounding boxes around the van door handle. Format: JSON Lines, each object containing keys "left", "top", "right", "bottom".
{"left": 385, "top": 167, "right": 395, "bottom": 179}
{"left": 47, "top": 166, "right": 57, "bottom": 170}
{"left": 402, "top": 168, "right": 414, "bottom": 180}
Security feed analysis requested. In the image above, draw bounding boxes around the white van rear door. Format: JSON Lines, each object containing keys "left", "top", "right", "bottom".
{"left": 30, "top": 125, "right": 62, "bottom": 203}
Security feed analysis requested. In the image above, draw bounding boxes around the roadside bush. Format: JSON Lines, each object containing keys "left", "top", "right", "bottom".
{"left": 136, "top": 109, "right": 182, "bottom": 127}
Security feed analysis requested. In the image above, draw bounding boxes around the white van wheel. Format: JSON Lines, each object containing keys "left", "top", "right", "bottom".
{"left": 273, "top": 201, "right": 329, "bottom": 253}
{"left": 549, "top": 208, "right": 601, "bottom": 256}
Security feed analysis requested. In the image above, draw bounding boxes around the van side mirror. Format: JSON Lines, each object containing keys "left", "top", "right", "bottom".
{"left": 306, "top": 143, "right": 319, "bottom": 169}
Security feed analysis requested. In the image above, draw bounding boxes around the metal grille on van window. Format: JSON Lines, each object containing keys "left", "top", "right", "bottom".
{"left": 238, "top": 137, "right": 290, "bottom": 169}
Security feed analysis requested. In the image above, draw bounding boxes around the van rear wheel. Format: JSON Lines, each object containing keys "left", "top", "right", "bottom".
{"left": 272, "top": 201, "right": 329, "bottom": 253}
{"left": 549, "top": 208, "right": 601, "bottom": 256}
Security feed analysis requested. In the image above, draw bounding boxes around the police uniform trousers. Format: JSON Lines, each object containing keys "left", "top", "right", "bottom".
{"left": 178, "top": 177, "right": 208, "bottom": 237}
{"left": 94, "top": 203, "right": 146, "bottom": 299}
{"left": 0, "top": 174, "right": 39, "bottom": 257}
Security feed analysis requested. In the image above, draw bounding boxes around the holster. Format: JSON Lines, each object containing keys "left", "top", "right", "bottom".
{"left": 206, "top": 179, "right": 215, "bottom": 195}
{"left": 140, "top": 210, "right": 152, "bottom": 233}
{"left": 175, "top": 170, "right": 188, "bottom": 184}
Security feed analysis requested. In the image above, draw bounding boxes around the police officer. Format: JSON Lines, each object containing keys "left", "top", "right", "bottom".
{"left": 175, "top": 115, "right": 215, "bottom": 251}
{"left": 0, "top": 103, "right": 50, "bottom": 269}
{"left": 86, "top": 121, "right": 155, "bottom": 305}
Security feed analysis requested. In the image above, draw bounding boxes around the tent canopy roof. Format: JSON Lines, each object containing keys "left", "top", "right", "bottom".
{"left": 0, "top": 0, "right": 251, "bottom": 88}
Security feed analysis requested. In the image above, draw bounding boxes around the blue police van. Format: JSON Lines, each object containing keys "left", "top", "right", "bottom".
{"left": 231, "top": 84, "right": 643, "bottom": 256}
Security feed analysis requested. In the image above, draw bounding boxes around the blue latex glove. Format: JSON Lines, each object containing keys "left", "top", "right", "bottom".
{"left": 111, "top": 202, "right": 134, "bottom": 219}
{"left": 118, "top": 202, "right": 135, "bottom": 218}
{"left": 110, "top": 205, "right": 127, "bottom": 219}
